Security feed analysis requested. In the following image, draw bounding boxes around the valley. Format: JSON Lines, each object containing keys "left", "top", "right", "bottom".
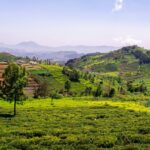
{"left": 1, "top": 45, "right": 150, "bottom": 149}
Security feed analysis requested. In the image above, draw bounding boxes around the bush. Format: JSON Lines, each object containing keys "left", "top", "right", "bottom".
{"left": 138, "top": 127, "right": 150, "bottom": 134}
{"left": 93, "top": 83, "right": 103, "bottom": 97}
{"left": 34, "top": 81, "right": 50, "bottom": 98}
{"left": 109, "top": 88, "right": 116, "bottom": 97}
{"left": 95, "top": 136, "right": 117, "bottom": 148}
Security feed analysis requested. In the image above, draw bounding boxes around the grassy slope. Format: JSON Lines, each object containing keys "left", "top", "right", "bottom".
{"left": 39, "top": 64, "right": 94, "bottom": 94}
{"left": 66, "top": 47, "right": 150, "bottom": 91}
{"left": 1, "top": 99, "right": 150, "bottom": 149}
{"left": 0, "top": 52, "right": 16, "bottom": 62}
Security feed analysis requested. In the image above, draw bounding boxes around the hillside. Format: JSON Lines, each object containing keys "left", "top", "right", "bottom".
{"left": 28, "top": 64, "right": 95, "bottom": 97}
{"left": 66, "top": 46, "right": 150, "bottom": 78}
{"left": 0, "top": 52, "right": 16, "bottom": 62}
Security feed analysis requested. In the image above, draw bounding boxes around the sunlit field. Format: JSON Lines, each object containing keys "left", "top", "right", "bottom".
{"left": 1, "top": 98, "right": 150, "bottom": 149}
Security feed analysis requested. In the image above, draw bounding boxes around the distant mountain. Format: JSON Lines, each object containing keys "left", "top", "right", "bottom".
{"left": 15, "top": 41, "right": 52, "bottom": 53}
{"left": 0, "top": 41, "right": 118, "bottom": 62}
{"left": 53, "top": 45, "right": 118, "bottom": 53}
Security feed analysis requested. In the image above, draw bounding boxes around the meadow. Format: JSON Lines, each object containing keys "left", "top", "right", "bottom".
{"left": 1, "top": 98, "right": 150, "bottom": 149}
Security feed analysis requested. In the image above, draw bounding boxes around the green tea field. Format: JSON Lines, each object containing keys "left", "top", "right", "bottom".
{"left": 1, "top": 99, "right": 150, "bottom": 150}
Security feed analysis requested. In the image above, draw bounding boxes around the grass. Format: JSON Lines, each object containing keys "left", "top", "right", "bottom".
{"left": 39, "top": 64, "right": 94, "bottom": 94}
{"left": 1, "top": 98, "right": 150, "bottom": 149}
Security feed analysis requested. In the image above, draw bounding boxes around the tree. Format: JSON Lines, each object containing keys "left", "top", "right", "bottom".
{"left": 62, "top": 67, "right": 80, "bottom": 82}
{"left": 0, "top": 63, "right": 27, "bottom": 116}
{"left": 69, "top": 69, "right": 80, "bottom": 82}
{"left": 127, "top": 81, "right": 134, "bottom": 92}
{"left": 94, "top": 83, "right": 103, "bottom": 98}
{"left": 84, "top": 86, "right": 92, "bottom": 96}
{"left": 64, "top": 80, "right": 71, "bottom": 92}
{"left": 34, "top": 81, "right": 50, "bottom": 98}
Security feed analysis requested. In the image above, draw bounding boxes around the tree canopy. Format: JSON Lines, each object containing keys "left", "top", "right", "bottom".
{"left": 0, "top": 63, "right": 27, "bottom": 115}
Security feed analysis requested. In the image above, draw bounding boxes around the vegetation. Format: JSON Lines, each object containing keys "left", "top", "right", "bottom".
{"left": 34, "top": 80, "right": 50, "bottom": 98}
{"left": 62, "top": 66, "right": 80, "bottom": 82}
{"left": 0, "top": 63, "right": 27, "bottom": 115}
{"left": 66, "top": 46, "right": 150, "bottom": 80}
{"left": 1, "top": 46, "right": 150, "bottom": 149}
{"left": 0, "top": 52, "right": 16, "bottom": 62}
{"left": 1, "top": 99, "right": 150, "bottom": 149}
{"left": 64, "top": 80, "right": 71, "bottom": 93}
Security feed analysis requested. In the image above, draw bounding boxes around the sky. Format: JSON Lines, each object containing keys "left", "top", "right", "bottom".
{"left": 0, "top": 0, "right": 149, "bottom": 48}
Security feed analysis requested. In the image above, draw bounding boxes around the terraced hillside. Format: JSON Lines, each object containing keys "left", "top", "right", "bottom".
{"left": 0, "top": 62, "right": 8, "bottom": 84}
{"left": 0, "top": 62, "right": 40, "bottom": 97}
{"left": 0, "top": 61, "right": 97, "bottom": 97}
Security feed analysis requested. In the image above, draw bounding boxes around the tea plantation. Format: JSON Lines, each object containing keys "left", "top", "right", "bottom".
{"left": 1, "top": 99, "right": 150, "bottom": 149}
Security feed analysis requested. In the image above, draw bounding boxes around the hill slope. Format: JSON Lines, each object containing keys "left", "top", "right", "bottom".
{"left": 27, "top": 64, "right": 96, "bottom": 97}
{"left": 66, "top": 46, "right": 150, "bottom": 76}
{"left": 0, "top": 52, "right": 16, "bottom": 62}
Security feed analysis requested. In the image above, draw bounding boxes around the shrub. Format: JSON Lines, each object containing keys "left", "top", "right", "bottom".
{"left": 62, "top": 67, "right": 80, "bottom": 82}
{"left": 109, "top": 88, "right": 116, "bottom": 97}
{"left": 93, "top": 83, "right": 103, "bottom": 98}
{"left": 138, "top": 127, "right": 150, "bottom": 134}
{"left": 34, "top": 81, "right": 50, "bottom": 98}
{"left": 95, "top": 136, "right": 117, "bottom": 148}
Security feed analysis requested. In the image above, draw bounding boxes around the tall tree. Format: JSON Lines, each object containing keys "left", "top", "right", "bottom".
{"left": 0, "top": 63, "right": 27, "bottom": 116}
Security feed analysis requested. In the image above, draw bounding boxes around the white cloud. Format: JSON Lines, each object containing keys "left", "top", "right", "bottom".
{"left": 113, "top": 0, "right": 124, "bottom": 12}
{"left": 114, "top": 36, "right": 142, "bottom": 46}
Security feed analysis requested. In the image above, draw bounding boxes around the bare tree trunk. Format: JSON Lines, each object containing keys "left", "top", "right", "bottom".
{"left": 14, "top": 99, "right": 16, "bottom": 116}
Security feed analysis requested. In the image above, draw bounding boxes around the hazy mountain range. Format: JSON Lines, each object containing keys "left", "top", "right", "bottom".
{"left": 0, "top": 41, "right": 118, "bottom": 62}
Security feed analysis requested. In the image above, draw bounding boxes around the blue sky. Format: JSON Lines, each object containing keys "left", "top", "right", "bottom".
{"left": 0, "top": 0, "right": 149, "bottom": 48}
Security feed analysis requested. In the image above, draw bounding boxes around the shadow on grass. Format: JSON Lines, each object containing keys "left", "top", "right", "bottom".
{"left": 0, "top": 113, "right": 15, "bottom": 118}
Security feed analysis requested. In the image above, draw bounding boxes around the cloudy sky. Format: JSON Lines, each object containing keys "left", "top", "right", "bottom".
{"left": 0, "top": 0, "right": 149, "bottom": 48}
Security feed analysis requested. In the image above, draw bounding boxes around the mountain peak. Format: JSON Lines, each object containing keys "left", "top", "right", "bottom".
{"left": 17, "top": 41, "right": 40, "bottom": 47}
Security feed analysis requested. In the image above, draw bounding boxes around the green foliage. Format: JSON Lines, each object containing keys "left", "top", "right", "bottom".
{"left": 37, "top": 64, "right": 95, "bottom": 96}
{"left": 1, "top": 99, "right": 150, "bottom": 149}
{"left": 62, "top": 67, "right": 80, "bottom": 82}
{"left": 32, "top": 63, "right": 149, "bottom": 97}
{"left": 34, "top": 81, "right": 50, "bottom": 98}
{"left": 64, "top": 80, "right": 71, "bottom": 92}
{"left": 50, "top": 92, "right": 63, "bottom": 99}
{"left": 30, "top": 69, "right": 51, "bottom": 77}
{"left": 93, "top": 83, "right": 103, "bottom": 97}
{"left": 84, "top": 86, "right": 92, "bottom": 96}
{"left": 0, "top": 52, "right": 16, "bottom": 62}
{"left": 108, "top": 88, "right": 116, "bottom": 97}
{"left": 65, "top": 46, "right": 150, "bottom": 92}
{"left": 0, "top": 63, "right": 27, "bottom": 115}
{"left": 127, "top": 81, "right": 147, "bottom": 93}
